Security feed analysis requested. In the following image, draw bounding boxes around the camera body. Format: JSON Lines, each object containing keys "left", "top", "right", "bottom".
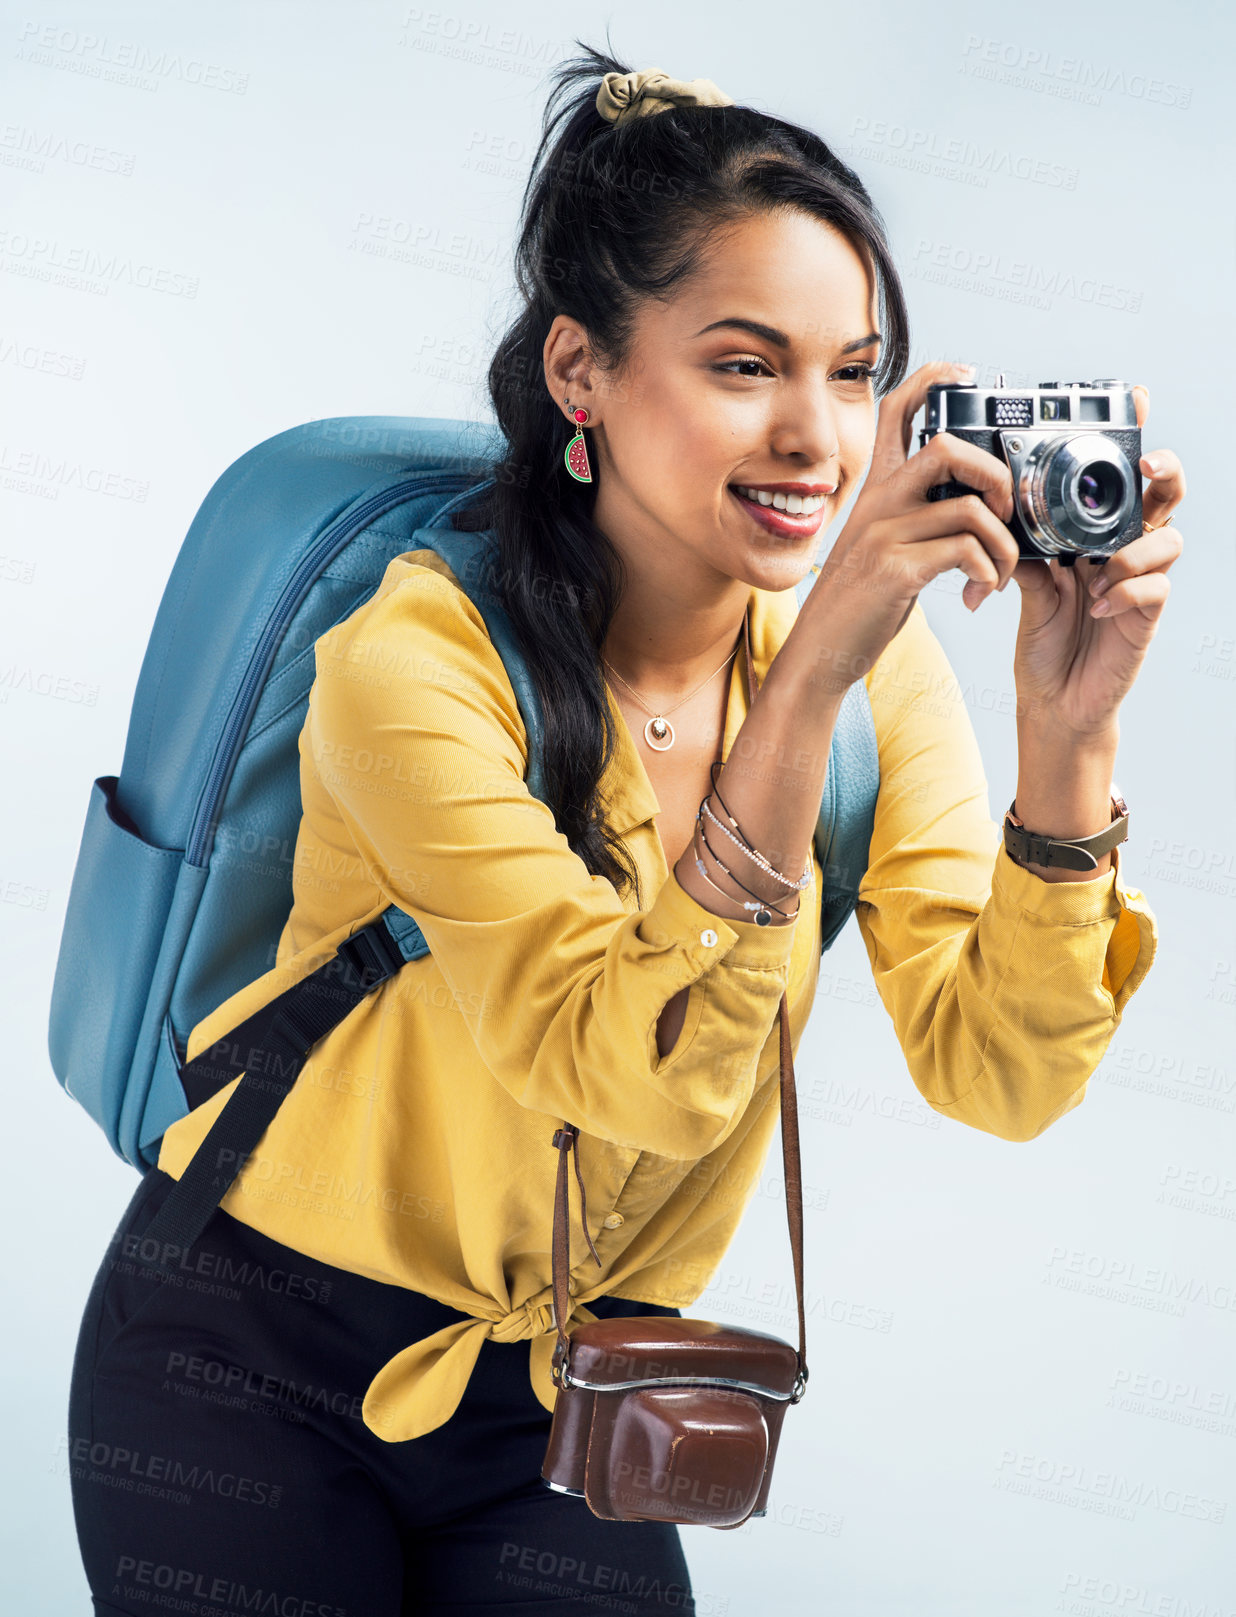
{"left": 919, "top": 377, "right": 1143, "bottom": 565}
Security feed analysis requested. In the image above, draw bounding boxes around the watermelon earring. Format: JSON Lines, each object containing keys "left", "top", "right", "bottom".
{"left": 563, "top": 398, "right": 593, "bottom": 484}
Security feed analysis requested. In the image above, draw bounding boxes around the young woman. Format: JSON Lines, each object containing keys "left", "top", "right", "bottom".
{"left": 69, "top": 44, "right": 1183, "bottom": 1616}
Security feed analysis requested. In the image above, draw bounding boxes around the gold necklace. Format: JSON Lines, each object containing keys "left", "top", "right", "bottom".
{"left": 602, "top": 616, "right": 744, "bottom": 752}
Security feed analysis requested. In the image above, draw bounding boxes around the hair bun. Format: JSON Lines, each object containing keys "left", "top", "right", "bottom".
{"left": 595, "top": 66, "right": 734, "bottom": 125}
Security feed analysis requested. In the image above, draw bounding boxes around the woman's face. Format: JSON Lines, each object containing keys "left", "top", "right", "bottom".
{"left": 559, "top": 208, "right": 882, "bottom": 597}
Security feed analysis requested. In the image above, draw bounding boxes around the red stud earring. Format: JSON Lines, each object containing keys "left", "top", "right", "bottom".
{"left": 563, "top": 401, "right": 592, "bottom": 484}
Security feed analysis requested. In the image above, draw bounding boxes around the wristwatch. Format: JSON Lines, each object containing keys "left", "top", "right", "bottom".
{"left": 1003, "top": 790, "right": 1129, "bottom": 872}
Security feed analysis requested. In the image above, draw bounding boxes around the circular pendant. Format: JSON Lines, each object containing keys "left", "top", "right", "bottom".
{"left": 644, "top": 715, "right": 674, "bottom": 751}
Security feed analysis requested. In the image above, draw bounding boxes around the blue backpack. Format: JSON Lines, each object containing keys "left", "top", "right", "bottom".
{"left": 47, "top": 415, "right": 880, "bottom": 1263}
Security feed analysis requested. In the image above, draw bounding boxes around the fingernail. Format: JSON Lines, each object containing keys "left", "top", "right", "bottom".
{"left": 951, "top": 362, "right": 976, "bottom": 377}
{"left": 1090, "top": 573, "right": 1110, "bottom": 596}
{"left": 1091, "top": 598, "right": 1111, "bottom": 616}
{"left": 1142, "top": 455, "right": 1163, "bottom": 475}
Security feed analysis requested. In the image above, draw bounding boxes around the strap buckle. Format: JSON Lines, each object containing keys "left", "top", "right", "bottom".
{"left": 550, "top": 1337, "right": 570, "bottom": 1386}
{"left": 334, "top": 921, "right": 405, "bottom": 994}
{"left": 1004, "top": 794, "right": 1129, "bottom": 873}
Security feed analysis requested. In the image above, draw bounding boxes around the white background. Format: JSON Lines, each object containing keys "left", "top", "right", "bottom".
{"left": 2, "top": 2, "right": 1232, "bottom": 1612}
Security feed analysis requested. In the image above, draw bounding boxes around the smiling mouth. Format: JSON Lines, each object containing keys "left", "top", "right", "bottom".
{"left": 732, "top": 483, "right": 833, "bottom": 513}
{"left": 727, "top": 484, "right": 831, "bottom": 539}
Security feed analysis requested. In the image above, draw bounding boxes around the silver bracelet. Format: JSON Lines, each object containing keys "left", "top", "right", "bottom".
{"left": 699, "top": 794, "right": 813, "bottom": 893}
{"left": 692, "top": 818, "right": 800, "bottom": 926}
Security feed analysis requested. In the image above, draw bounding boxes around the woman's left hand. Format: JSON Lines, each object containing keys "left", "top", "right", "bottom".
{"left": 1004, "top": 384, "right": 1185, "bottom": 738}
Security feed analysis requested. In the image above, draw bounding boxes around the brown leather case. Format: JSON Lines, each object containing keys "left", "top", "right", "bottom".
{"left": 542, "top": 1318, "right": 800, "bottom": 1527}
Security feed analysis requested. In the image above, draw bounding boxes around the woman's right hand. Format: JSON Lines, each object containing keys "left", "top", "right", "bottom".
{"left": 798, "top": 359, "right": 1023, "bottom": 695}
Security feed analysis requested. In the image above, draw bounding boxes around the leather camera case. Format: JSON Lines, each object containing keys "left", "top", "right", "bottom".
{"left": 541, "top": 1316, "right": 801, "bottom": 1529}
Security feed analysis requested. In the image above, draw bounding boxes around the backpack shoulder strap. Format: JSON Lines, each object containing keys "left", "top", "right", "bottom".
{"left": 376, "top": 502, "right": 548, "bottom": 968}
{"left": 793, "top": 565, "right": 881, "bottom": 953}
{"left": 818, "top": 678, "right": 880, "bottom": 950}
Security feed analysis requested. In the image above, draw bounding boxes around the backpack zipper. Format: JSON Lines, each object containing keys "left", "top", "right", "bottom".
{"left": 186, "top": 471, "right": 475, "bottom": 867}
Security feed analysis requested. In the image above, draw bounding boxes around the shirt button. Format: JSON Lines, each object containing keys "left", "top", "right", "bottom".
{"left": 602, "top": 1212, "right": 625, "bottom": 1229}
{"left": 700, "top": 927, "right": 719, "bottom": 948}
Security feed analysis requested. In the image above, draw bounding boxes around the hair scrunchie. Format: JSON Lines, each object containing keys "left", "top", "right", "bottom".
{"left": 595, "top": 66, "right": 735, "bottom": 125}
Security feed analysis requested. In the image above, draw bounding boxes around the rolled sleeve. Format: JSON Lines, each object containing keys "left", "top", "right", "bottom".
{"left": 990, "top": 836, "right": 1157, "bottom": 1017}
{"left": 308, "top": 562, "right": 795, "bottom": 1160}
{"left": 633, "top": 861, "right": 795, "bottom": 1086}
{"left": 855, "top": 602, "right": 1160, "bottom": 1144}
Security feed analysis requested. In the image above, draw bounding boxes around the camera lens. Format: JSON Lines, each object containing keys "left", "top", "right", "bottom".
{"left": 1018, "top": 435, "right": 1137, "bottom": 555}
{"left": 1077, "top": 462, "right": 1122, "bottom": 518}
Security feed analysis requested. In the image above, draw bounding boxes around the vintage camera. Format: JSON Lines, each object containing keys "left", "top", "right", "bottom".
{"left": 919, "top": 376, "right": 1142, "bottom": 565}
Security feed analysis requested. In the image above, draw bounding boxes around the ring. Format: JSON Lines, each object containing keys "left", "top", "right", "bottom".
{"left": 1144, "top": 513, "right": 1175, "bottom": 531}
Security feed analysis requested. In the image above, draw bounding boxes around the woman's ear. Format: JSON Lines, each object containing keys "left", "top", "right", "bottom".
{"left": 543, "top": 315, "right": 601, "bottom": 426}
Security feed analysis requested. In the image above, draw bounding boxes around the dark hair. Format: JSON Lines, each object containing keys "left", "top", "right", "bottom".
{"left": 454, "top": 39, "right": 910, "bottom": 905}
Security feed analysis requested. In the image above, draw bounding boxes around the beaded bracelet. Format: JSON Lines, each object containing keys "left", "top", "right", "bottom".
{"left": 693, "top": 806, "right": 800, "bottom": 927}
{"left": 699, "top": 796, "right": 812, "bottom": 896}
{"left": 693, "top": 823, "right": 800, "bottom": 927}
{"left": 706, "top": 763, "right": 813, "bottom": 894}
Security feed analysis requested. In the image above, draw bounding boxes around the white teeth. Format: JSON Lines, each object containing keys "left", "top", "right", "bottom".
{"left": 736, "top": 485, "right": 827, "bottom": 515}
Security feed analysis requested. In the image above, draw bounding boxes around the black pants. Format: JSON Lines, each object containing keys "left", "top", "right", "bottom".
{"left": 68, "top": 1167, "right": 695, "bottom": 1616}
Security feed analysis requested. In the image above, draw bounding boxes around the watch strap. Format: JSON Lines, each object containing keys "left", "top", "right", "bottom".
{"left": 1004, "top": 793, "right": 1129, "bottom": 872}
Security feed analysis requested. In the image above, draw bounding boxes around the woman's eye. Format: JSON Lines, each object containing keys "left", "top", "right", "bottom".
{"left": 713, "top": 358, "right": 875, "bottom": 382}
{"left": 714, "top": 356, "right": 772, "bottom": 379}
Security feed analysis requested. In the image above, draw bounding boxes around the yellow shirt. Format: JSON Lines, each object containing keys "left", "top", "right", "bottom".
{"left": 157, "top": 549, "right": 1157, "bottom": 1442}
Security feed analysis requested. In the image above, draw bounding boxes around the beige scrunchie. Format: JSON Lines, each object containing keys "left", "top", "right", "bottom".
{"left": 595, "top": 66, "right": 734, "bottom": 125}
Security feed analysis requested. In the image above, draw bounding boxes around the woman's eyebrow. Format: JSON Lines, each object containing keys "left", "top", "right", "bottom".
{"left": 693, "top": 317, "right": 883, "bottom": 355}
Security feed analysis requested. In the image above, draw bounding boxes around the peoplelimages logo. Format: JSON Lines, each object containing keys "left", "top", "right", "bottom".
{"left": 841, "top": 114, "right": 1079, "bottom": 192}
{"left": 958, "top": 32, "right": 1193, "bottom": 110}
{"left": 0, "top": 226, "right": 199, "bottom": 298}
{"left": 1107, "top": 1367, "right": 1236, "bottom": 1441}
{"left": 910, "top": 237, "right": 1142, "bottom": 315}
{"left": 0, "top": 441, "right": 148, "bottom": 501}
{"left": 1041, "top": 1245, "right": 1236, "bottom": 1320}
{"left": 13, "top": 21, "right": 250, "bottom": 95}
{"left": 992, "top": 1447, "right": 1226, "bottom": 1524}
